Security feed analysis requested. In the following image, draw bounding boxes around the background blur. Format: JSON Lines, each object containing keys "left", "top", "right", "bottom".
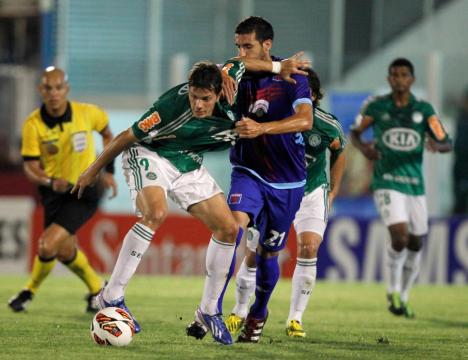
{"left": 1, "top": 0, "right": 467, "bottom": 283}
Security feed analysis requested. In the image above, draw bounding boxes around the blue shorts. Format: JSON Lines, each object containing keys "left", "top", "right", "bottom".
{"left": 227, "top": 169, "right": 304, "bottom": 251}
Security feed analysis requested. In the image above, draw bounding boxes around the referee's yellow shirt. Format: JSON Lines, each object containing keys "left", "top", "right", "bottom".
{"left": 21, "top": 101, "right": 109, "bottom": 185}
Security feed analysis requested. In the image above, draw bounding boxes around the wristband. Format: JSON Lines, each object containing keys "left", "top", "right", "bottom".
{"left": 271, "top": 61, "right": 281, "bottom": 74}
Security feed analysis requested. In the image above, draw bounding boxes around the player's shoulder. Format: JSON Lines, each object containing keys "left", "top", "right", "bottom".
{"left": 70, "top": 101, "right": 107, "bottom": 115}
{"left": 411, "top": 94, "right": 435, "bottom": 111}
{"left": 23, "top": 108, "right": 41, "bottom": 127}
{"left": 314, "top": 107, "right": 345, "bottom": 135}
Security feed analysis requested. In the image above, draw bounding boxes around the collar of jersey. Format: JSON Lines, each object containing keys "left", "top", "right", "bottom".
{"left": 40, "top": 101, "right": 72, "bottom": 129}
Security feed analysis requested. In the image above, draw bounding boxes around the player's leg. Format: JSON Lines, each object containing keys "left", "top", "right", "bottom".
{"left": 400, "top": 195, "right": 428, "bottom": 318}
{"left": 287, "top": 187, "right": 327, "bottom": 337}
{"left": 226, "top": 227, "right": 258, "bottom": 335}
{"left": 239, "top": 186, "right": 304, "bottom": 343}
{"left": 8, "top": 223, "right": 69, "bottom": 312}
{"left": 374, "top": 189, "right": 409, "bottom": 315}
{"left": 187, "top": 193, "right": 241, "bottom": 345}
{"left": 57, "top": 235, "right": 103, "bottom": 312}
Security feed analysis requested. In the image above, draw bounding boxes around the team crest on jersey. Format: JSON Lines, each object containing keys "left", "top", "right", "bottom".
{"left": 382, "top": 128, "right": 421, "bottom": 151}
{"left": 138, "top": 112, "right": 161, "bottom": 133}
{"left": 412, "top": 111, "right": 423, "bottom": 124}
{"left": 308, "top": 134, "right": 321, "bottom": 147}
{"left": 146, "top": 172, "right": 157, "bottom": 180}
{"left": 381, "top": 113, "right": 391, "bottom": 121}
{"left": 228, "top": 193, "right": 242, "bottom": 204}
{"left": 249, "top": 99, "right": 269, "bottom": 117}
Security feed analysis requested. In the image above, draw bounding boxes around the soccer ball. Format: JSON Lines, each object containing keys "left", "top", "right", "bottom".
{"left": 90, "top": 307, "right": 135, "bottom": 346}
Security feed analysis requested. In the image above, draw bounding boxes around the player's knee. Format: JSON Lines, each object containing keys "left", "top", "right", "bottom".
{"left": 141, "top": 207, "right": 167, "bottom": 230}
{"left": 214, "top": 222, "right": 238, "bottom": 244}
{"left": 38, "top": 236, "right": 59, "bottom": 259}
{"left": 298, "top": 239, "right": 320, "bottom": 258}
{"left": 390, "top": 232, "right": 408, "bottom": 251}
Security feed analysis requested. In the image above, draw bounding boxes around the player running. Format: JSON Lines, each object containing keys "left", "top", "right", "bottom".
{"left": 351, "top": 58, "right": 452, "bottom": 318}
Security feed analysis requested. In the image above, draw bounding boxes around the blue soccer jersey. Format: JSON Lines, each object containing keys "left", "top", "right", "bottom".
{"left": 229, "top": 57, "right": 312, "bottom": 189}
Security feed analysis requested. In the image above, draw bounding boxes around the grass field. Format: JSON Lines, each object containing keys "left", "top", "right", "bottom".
{"left": 1, "top": 275, "right": 467, "bottom": 359}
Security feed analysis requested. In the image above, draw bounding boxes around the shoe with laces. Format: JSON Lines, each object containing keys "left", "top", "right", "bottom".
{"left": 225, "top": 313, "right": 245, "bottom": 335}
{"left": 285, "top": 319, "right": 306, "bottom": 338}
{"left": 237, "top": 312, "right": 268, "bottom": 343}
{"left": 96, "top": 291, "right": 141, "bottom": 333}
{"left": 191, "top": 307, "right": 233, "bottom": 345}
{"left": 8, "top": 289, "right": 33, "bottom": 312}
{"left": 186, "top": 308, "right": 208, "bottom": 340}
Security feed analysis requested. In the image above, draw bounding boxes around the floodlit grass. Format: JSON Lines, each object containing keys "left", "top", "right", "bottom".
{"left": 0, "top": 275, "right": 467, "bottom": 359}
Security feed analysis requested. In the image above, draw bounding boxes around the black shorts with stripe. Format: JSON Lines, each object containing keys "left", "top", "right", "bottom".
{"left": 39, "top": 185, "right": 102, "bottom": 234}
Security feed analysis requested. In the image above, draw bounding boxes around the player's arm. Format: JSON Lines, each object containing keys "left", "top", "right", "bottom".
{"left": 72, "top": 128, "right": 137, "bottom": 198}
{"left": 328, "top": 140, "right": 346, "bottom": 207}
{"left": 425, "top": 114, "right": 453, "bottom": 153}
{"left": 235, "top": 103, "right": 312, "bottom": 138}
{"left": 350, "top": 115, "right": 380, "bottom": 160}
{"left": 98, "top": 125, "right": 118, "bottom": 199}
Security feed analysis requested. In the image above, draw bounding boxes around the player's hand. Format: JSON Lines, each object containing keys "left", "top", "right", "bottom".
{"left": 235, "top": 117, "right": 265, "bottom": 138}
{"left": 71, "top": 170, "right": 99, "bottom": 199}
{"left": 102, "top": 172, "right": 118, "bottom": 199}
{"left": 221, "top": 69, "right": 237, "bottom": 105}
{"left": 52, "top": 178, "right": 70, "bottom": 193}
{"left": 280, "top": 52, "right": 311, "bottom": 84}
{"left": 361, "top": 142, "right": 381, "bottom": 160}
{"left": 425, "top": 136, "right": 438, "bottom": 153}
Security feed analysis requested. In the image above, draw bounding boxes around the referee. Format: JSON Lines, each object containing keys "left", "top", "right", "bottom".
{"left": 8, "top": 67, "right": 117, "bottom": 313}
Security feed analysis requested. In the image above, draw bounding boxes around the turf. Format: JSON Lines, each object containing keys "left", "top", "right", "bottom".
{"left": 0, "top": 275, "right": 467, "bottom": 359}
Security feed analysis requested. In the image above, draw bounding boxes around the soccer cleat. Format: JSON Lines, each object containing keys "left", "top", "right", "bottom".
{"left": 237, "top": 312, "right": 268, "bottom": 343}
{"left": 85, "top": 292, "right": 100, "bottom": 313}
{"left": 285, "top": 320, "right": 306, "bottom": 338}
{"left": 225, "top": 313, "right": 245, "bottom": 335}
{"left": 387, "top": 292, "right": 404, "bottom": 316}
{"left": 186, "top": 308, "right": 208, "bottom": 340}
{"left": 96, "top": 291, "right": 141, "bottom": 333}
{"left": 401, "top": 301, "right": 416, "bottom": 319}
{"left": 191, "top": 307, "right": 233, "bottom": 345}
{"left": 8, "top": 289, "right": 33, "bottom": 312}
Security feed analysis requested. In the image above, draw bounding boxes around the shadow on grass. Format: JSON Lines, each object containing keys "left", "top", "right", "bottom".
{"left": 424, "top": 317, "right": 468, "bottom": 329}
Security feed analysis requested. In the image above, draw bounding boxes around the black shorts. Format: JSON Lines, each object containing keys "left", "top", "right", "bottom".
{"left": 39, "top": 185, "right": 101, "bottom": 234}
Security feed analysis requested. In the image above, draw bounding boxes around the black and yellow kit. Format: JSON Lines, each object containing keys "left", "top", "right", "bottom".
{"left": 21, "top": 101, "right": 109, "bottom": 233}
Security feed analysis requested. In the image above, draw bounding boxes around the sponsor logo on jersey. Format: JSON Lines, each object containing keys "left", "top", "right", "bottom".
{"left": 382, "top": 128, "right": 421, "bottom": 151}
{"left": 211, "top": 129, "right": 238, "bottom": 145}
{"left": 228, "top": 193, "right": 242, "bottom": 204}
{"left": 428, "top": 115, "right": 446, "bottom": 141}
{"left": 138, "top": 112, "right": 161, "bottom": 133}
{"left": 412, "top": 111, "right": 423, "bottom": 124}
{"left": 178, "top": 84, "right": 189, "bottom": 95}
{"left": 308, "top": 134, "right": 322, "bottom": 147}
{"left": 249, "top": 99, "right": 269, "bottom": 117}
{"left": 146, "top": 172, "right": 157, "bottom": 180}
{"left": 221, "top": 63, "right": 234, "bottom": 74}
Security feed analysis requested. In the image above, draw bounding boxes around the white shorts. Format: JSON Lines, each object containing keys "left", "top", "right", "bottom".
{"left": 122, "top": 145, "right": 223, "bottom": 215}
{"left": 373, "top": 189, "right": 428, "bottom": 235}
{"left": 293, "top": 185, "right": 329, "bottom": 238}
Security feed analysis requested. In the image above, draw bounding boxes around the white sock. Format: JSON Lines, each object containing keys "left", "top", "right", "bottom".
{"left": 386, "top": 246, "right": 407, "bottom": 294}
{"left": 400, "top": 250, "right": 422, "bottom": 302}
{"left": 232, "top": 258, "right": 257, "bottom": 319}
{"left": 287, "top": 257, "right": 317, "bottom": 323}
{"left": 105, "top": 223, "right": 154, "bottom": 301}
{"left": 200, "top": 237, "right": 235, "bottom": 315}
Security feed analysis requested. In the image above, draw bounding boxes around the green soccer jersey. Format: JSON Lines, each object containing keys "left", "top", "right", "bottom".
{"left": 358, "top": 93, "right": 450, "bottom": 195}
{"left": 303, "top": 107, "right": 346, "bottom": 194}
{"left": 131, "top": 60, "right": 245, "bottom": 173}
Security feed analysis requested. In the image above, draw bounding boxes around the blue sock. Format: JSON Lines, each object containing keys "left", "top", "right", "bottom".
{"left": 216, "top": 227, "right": 244, "bottom": 314}
{"left": 249, "top": 253, "right": 279, "bottom": 319}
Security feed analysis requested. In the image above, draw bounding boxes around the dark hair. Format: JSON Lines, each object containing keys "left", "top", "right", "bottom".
{"left": 306, "top": 69, "right": 323, "bottom": 107}
{"left": 188, "top": 61, "right": 222, "bottom": 94}
{"left": 235, "top": 16, "right": 274, "bottom": 43}
{"left": 388, "top": 58, "right": 415, "bottom": 76}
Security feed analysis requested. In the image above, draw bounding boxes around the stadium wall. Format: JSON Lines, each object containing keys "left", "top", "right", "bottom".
{"left": 1, "top": 199, "right": 466, "bottom": 285}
